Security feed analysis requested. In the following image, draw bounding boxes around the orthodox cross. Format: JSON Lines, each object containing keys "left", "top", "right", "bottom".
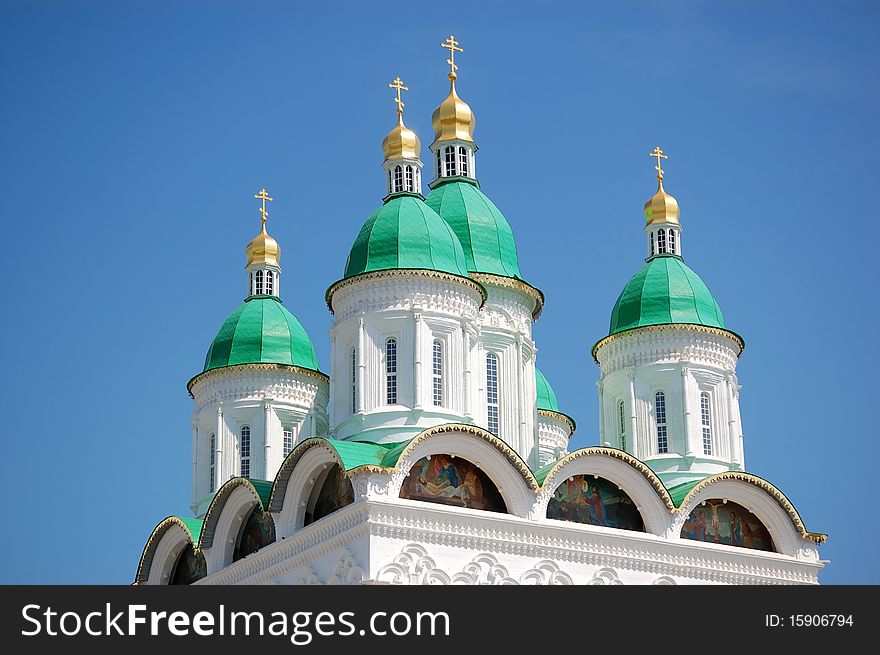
{"left": 441, "top": 35, "right": 463, "bottom": 77}
{"left": 254, "top": 187, "right": 273, "bottom": 225}
{"left": 650, "top": 146, "right": 668, "bottom": 180}
{"left": 389, "top": 76, "right": 408, "bottom": 117}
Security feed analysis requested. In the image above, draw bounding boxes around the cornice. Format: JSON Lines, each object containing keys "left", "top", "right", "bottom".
{"left": 592, "top": 324, "right": 745, "bottom": 363}
{"left": 470, "top": 272, "right": 544, "bottom": 320}
{"left": 537, "top": 409, "right": 576, "bottom": 436}
{"left": 187, "top": 363, "right": 329, "bottom": 398}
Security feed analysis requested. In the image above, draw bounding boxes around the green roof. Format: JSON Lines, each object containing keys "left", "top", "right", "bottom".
{"left": 324, "top": 438, "right": 412, "bottom": 470}
{"left": 343, "top": 194, "right": 469, "bottom": 279}
{"left": 609, "top": 255, "right": 726, "bottom": 336}
{"left": 203, "top": 297, "right": 321, "bottom": 373}
{"left": 424, "top": 179, "right": 521, "bottom": 279}
{"left": 666, "top": 479, "right": 703, "bottom": 508}
{"left": 246, "top": 479, "right": 274, "bottom": 508}
{"left": 535, "top": 368, "right": 559, "bottom": 412}
{"left": 175, "top": 517, "right": 203, "bottom": 544}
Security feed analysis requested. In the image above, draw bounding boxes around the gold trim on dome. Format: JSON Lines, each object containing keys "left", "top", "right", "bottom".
{"left": 469, "top": 272, "right": 544, "bottom": 319}
{"left": 135, "top": 516, "right": 200, "bottom": 583}
{"left": 591, "top": 323, "right": 745, "bottom": 362}
{"left": 187, "top": 363, "right": 329, "bottom": 397}
{"left": 393, "top": 422, "right": 541, "bottom": 490}
{"left": 199, "top": 477, "right": 268, "bottom": 549}
{"left": 540, "top": 447, "right": 676, "bottom": 510}
{"left": 325, "top": 268, "right": 487, "bottom": 314}
{"left": 537, "top": 409, "right": 575, "bottom": 436}
{"left": 675, "top": 471, "right": 827, "bottom": 543}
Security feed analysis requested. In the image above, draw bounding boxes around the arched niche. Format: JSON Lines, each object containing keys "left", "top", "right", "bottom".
{"left": 233, "top": 506, "right": 276, "bottom": 562}
{"left": 304, "top": 463, "right": 354, "bottom": 526}
{"left": 680, "top": 499, "right": 774, "bottom": 552}
{"left": 546, "top": 474, "right": 644, "bottom": 532}
{"left": 170, "top": 544, "right": 207, "bottom": 585}
{"left": 399, "top": 454, "right": 507, "bottom": 514}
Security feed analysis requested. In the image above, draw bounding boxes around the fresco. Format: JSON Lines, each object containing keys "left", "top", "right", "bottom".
{"left": 681, "top": 500, "right": 774, "bottom": 551}
{"left": 546, "top": 475, "right": 645, "bottom": 532}
{"left": 170, "top": 545, "right": 207, "bottom": 585}
{"left": 305, "top": 464, "right": 354, "bottom": 526}
{"left": 399, "top": 455, "right": 507, "bottom": 513}
{"left": 233, "top": 506, "right": 276, "bottom": 562}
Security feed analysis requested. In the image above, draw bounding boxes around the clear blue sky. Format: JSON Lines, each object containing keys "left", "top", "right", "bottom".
{"left": 0, "top": 1, "right": 876, "bottom": 584}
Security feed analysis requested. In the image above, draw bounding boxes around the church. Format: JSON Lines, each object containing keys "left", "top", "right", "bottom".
{"left": 135, "top": 36, "right": 826, "bottom": 586}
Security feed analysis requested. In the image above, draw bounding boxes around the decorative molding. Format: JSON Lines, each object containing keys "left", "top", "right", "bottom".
{"left": 188, "top": 363, "right": 329, "bottom": 398}
{"left": 470, "top": 273, "right": 544, "bottom": 320}
{"left": 593, "top": 324, "right": 744, "bottom": 366}
{"left": 537, "top": 408, "right": 576, "bottom": 436}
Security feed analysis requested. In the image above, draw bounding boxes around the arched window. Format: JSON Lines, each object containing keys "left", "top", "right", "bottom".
{"left": 458, "top": 146, "right": 469, "bottom": 177}
{"left": 436, "top": 149, "right": 442, "bottom": 178}
{"left": 649, "top": 232, "right": 655, "bottom": 256}
{"left": 486, "top": 353, "right": 499, "bottom": 436}
{"left": 283, "top": 426, "right": 293, "bottom": 458}
{"left": 255, "top": 270, "right": 264, "bottom": 295}
{"left": 265, "top": 270, "right": 274, "bottom": 296}
{"left": 415, "top": 167, "right": 421, "bottom": 193}
{"left": 405, "top": 166, "right": 414, "bottom": 191}
{"left": 209, "top": 433, "right": 216, "bottom": 492}
{"left": 655, "top": 391, "right": 668, "bottom": 454}
{"left": 385, "top": 338, "right": 398, "bottom": 405}
{"left": 400, "top": 455, "right": 507, "bottom": 513}
{"left": 351, "top": 348, "right": 357, "bottom": 414}
{"left": 388, "top": 169, "right": 392, "bottom": 193}
{"left": 393, "top": 165, "right": 403, "bottom": 193}
{"left": 668, "top": 229, "right": 676, "bottom": 254}
{"left": 701, "top": 392, "right": 713, "bottom": 455}
{"left": 444, "top": 146, "right": 456, "bottom": 176}
{"left": 432, "top": 339, "right": 443, "bottom": 406}
{"left": 240, "top": 425, "right": 250, "bottom": 478}
{"left": 657, "top": 229, "right": 667, "bottom": 254}
{"left": 618, "top": 400, "right": 626, "bottom": 451}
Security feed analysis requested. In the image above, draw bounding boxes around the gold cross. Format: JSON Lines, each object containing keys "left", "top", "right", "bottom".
{"left": 649, "top": 146, "right": 668, "bottom": 180}
{"left": 389, "top": 76, "right": 408, "bottom": 116}
{"left": 254, "top": 187, "right": 273, "bottom": 225}
{"left": 441, "top": 34, "right": 463, "bottom": 77}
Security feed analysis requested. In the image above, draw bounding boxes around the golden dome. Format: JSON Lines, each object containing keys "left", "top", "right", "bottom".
{"left": 644, "top": 179, "right": 680, "bottom": 225}
{"left": 382, "top": 113, "right": 421, "bottom": 161}
{"left": 430, "top": 75, "right": 475, "bottom": 147}
{"left": 246, "top": 221, "right": 281, "bottom": 268}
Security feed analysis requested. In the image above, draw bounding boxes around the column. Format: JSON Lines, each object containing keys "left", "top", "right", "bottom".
{"left": 356, "top": 315, "right": 366, "bottom": 413}
{"left": 328, "top": 330, "right": 336, "bottom": 432}
{"left": 627, "top": 371, "right": 638, "bottom": 456}
{"left": 516, "top": 335, "right": 525, "bottom": 455}
{"left": 413, "top": 312, "right": 423, "bottom": 409}
{"left": 462, "top": 321, "right": 473, "bottom": 419}
{"left": 215, "top": 404, "right": 224, "bottom": 490}
{"left": 681, "top": 365, "right": 697, "bottom": 457}
{"left": 596, "top": 380, "right": 607, "bottom": 446}
{"left": 191, "top": 420, "right": 198, "bottom": 502}
{"left": 263, "top": 399, "right": 272, "bottom": 479}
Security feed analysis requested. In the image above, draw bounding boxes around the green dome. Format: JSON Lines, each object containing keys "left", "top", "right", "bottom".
{"left": 424, "top": 180, "right": 521, "bottom": 279}
{"left": 609, "top": 255, "right": 725, "bottom": 336}
{"left": 343, "top": 194, "right": 469, "bottom": 279}
{"left": 203, "top": 297, "right": 321, "bottom": 373}
{"left": 535, "top": 368, "right": 559, "bottom": 412}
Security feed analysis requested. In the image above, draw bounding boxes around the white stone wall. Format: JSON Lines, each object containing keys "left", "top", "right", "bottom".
{"left": 595, "top": 325, "right": 745, "bottom": 487}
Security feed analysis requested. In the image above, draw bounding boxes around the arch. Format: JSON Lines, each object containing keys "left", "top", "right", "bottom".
{"left": 265, "top": 270, "right": 274, "bottom": 295}
{"left": 405, "top": 165, "right": 414, "bottom": 192}
{"left": 240, "top": 425, "right": 251, "bottom": 478}
{"left": 304, "top": 463, "right": 354, "bottom": 526}
{"left": 546, "top": 474, "right": 645, "bottom": 533}
{"left": 389, "top": 423, "right": 539, "bottom": 517}
{"left": 655, "top": 391, "right": 668, "bottom": 454}
{"left": 255, "top": 270, "right": 264, "bottom": 295}
{"left": 170, "top": 544, "right": 207, "bottom": 585}
{"left": 432, "top": 339, "right": 444, "bottom": 406}
{"left": 200, "top": 478, "right": 274, "bottom": 572}
{"left": 657, "top": 228, "right": 667, "bottom": 254}
{"left": 458, "top": 146, "right": 469, "bottom": 177}
{"left": 680, "top": 498, "right": 773, "bottom": 552}
{"left": 538, "top": 448, "right": 673, "bottom": 535}
{"left": 233, "top": 505, "right": 276, "bottom": 562}
{"left": 135, "top": 516, "right": 203, "bottom": 585}
{"left": 675, "top": 472, "right": 825, "bottom": 556}
{"left": 393, "top": 165, "right": 403, "bottom": 193}
{"left": 668, "top": 228, "right": 676, "bottom": 254}
{"left": 385, "top": 337, "right": 398, "bottom": 405}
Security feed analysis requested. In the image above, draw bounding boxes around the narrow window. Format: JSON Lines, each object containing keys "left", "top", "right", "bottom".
{"left": 458, "top": 146, "right": 468, "bottom": 177}
{"left": 649, "top": 232, "right": 655, "bottom": 256}
{"left": 445, "top": 146, "right": 456, "bottom": 176}
{"left": 393, "top": 165, "right": 403, "bottom": 193}
{"left": 351, "top": 348, "right": 357, "bottom": 414}
{"left": 618, "top": 400, "right": 626, "bottom": 451}
{"left": 436, "top": 149, "right": 442, "bottom": 178}
{"left": 701, "top": 392, "right": 713, "bottom": 455}
{"left": 669, "top": 229, "right": 676, "bottom": 255}
{"left": 385, "top": 338, "right": 398, "bottom": 405}
{"left": 255, "top": 270, "right": 264, "bottom": 295}
{"left": 415, "top": 168, "right": 421, "bottom": 193}
{"left": 432, "top": 339, "right": 443, "bottom": 406}
{"left": 240, "top": 425, "right": 250, "bottom": 478}
{"left": 657, "top": 229, "right": 667, "bottom": 254}
{"left": 209, "top": 433, "right": 216, "bottom": 492}
{"left": 283, "top": 426, "right": 293, "bottom": 458}
{"left": 405, "top": 166, "right": 414, "bottom": 191}
{"left": 265, "top": 270, "right": 274, "bottom": 296}
{"left": 388, "top": 169, "right": 392, "bottom": 193}
{"left": 486, "top": 353, "right": 499, "bottom": 436}
{"left": 655, "top": 391, "right": 668, "bottom": 454}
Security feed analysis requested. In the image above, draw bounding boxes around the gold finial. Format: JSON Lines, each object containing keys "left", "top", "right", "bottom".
{"left": 254, "top": 187, "right": 273, "bottom": 227}
{"left": 441, "top": 34, "right": 463, "bottom": 79}
{"left": 389, "top": 76, "right": 409, "bottom": 119}
{"left": 650, "top": 146, "right": 668, "bottom": 181}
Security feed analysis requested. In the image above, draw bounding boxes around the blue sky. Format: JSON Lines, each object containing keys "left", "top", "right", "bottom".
{"left": 0, "top": 1, "right": 876, "bottom": 584}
